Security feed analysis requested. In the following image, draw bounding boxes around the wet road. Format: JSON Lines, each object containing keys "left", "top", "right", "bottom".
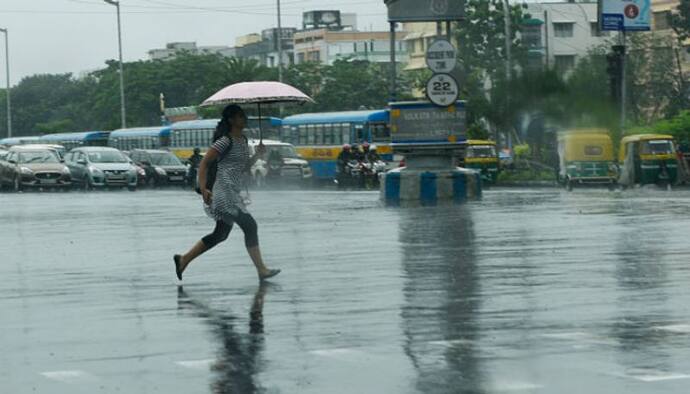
{"left": 2, "top": 188, "right": 690, "bottom": 393}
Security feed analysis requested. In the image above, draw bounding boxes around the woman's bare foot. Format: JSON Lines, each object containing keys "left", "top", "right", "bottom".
{"left": 259, "top": 268, "right": 281, "bottom": 281}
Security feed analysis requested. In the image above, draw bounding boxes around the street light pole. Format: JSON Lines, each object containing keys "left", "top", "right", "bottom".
{"left": 276, "top": 0, "right": 284, "bottom": 83}
{"left": 104, "top": 0, "right": 126, "bottom": 129}
{"left": 0, "top": 28, "right": 11, "bottom": 139}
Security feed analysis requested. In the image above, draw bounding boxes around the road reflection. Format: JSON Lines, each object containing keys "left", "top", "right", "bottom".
{"left": 399, "top": 205, "right": 484, "bottom": 393}
{"left": 177, "top": 284, "right": 271, "bottom": 394}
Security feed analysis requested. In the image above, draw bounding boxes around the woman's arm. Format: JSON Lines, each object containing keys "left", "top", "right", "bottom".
{"left": 199, "top": 148, "right": 219, "bottom": 204}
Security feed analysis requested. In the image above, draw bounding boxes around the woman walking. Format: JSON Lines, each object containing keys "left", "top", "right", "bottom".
{"left": 174, "top": 104, "right": 281, "bottom": 281}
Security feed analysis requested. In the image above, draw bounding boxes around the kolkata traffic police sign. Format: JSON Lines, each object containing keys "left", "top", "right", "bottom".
{"left": 426, "top": 39, "right": 457, "bottom": 74}
{"left": 599, "top": 0, "right": 651, "bottom": 31}
{"left": 426, "top": 73, "right": 459, "bottom": 107}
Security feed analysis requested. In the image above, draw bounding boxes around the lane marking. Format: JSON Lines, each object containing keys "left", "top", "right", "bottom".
{"left": 622, "top": 369, "right": 690, "bottom": 382}
{"left": 489, "top": 382, "right": 545, "bottom": 391}
{"left": 175, "top": 359, "right": 215, "bottom": 370}
{"left": 40, "top": 370, "right": 91, "bottom": 383}
{"left": 654, "top": 324, "right": 690, "bottom": 334}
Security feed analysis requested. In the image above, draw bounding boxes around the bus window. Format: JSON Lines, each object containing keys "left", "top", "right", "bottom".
{"left": 299, "top": 125, "right": 308, "bottom": 145}
{"left": 307, "top": 125, "right": 316, "bottom": 145}
{"left": 315, "top": 124, "right": 324, "bottom": 145}
{"left": 372, "top": 123, "right": 391, "bottom": 142}
{"left": 342, "top": 124, "right": 351, "bottom": 144}
{"left": 324, "top": 124, "right": 334, "bottom": 145}
{"left": 355, "top": 126, "right": 366, "bottom": 143}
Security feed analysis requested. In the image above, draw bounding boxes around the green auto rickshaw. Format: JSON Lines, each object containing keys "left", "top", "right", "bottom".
{"left": 618, "top": 134, "right": 679, "bottom": 187}
{"left": 463, "top": 140, "right": 500, "bottom": 183}
{"left": 557, "top": 130, "right": 617, "bottom": 191}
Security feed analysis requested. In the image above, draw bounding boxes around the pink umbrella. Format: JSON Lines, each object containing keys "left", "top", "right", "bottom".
{"left": 200, "top": 81, "right": 314, "bottom": 143}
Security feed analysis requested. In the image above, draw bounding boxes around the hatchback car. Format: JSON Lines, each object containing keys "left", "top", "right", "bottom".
{"left": 128, "top": 149, "right": 188, "bottom": 186}
{"left": 65, "top": 147, "right": 138, "bottom": 191}
{"left": 0, "top": 146, "right": 72, "bottom": 191}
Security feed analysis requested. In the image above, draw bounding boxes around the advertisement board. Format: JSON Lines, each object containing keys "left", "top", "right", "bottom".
{"left": 385, "top": 0, "right": 465, "bottom": 22}
{"left": 599, "top": 0, "right": 651, "bottom": 32}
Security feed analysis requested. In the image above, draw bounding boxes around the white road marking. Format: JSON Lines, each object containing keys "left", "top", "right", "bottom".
{"left": 309, "top": 348, "right": 367, "bottom": 359}
{"left": 654, "top": 324, "right": 690, "bottom": 334}
{"left": 175, "top": 359, "right": 215, "bottom": 370}
{"left": 623, "top": 369, "right": 690, "bottom": 382}
{"left": 489, "top": 382, "right": 544, "bottom": 392}
{"left": 40, "top": 370, "right": 91, "bottom": 383}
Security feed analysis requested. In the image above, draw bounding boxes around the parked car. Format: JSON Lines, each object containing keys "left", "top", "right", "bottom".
{"left": 248, "top": 140, "right": 312, "bottom": 186}
{"left": 0, "top": 148, "right": 8, "bottom": 161}
{"left": 22, "top": 144, "right": 67, "bottom": 160}
{"left": 128, "top": 149, "right": 188, "bottom": 187}
{"left": 64, "top": 147, "right": 138, "bottom": 191}
{"left": 121, "top": 151, "right": 148, "bottom": 186}
{"left": 0, "top": 146, "right": 72, "bottom": 191}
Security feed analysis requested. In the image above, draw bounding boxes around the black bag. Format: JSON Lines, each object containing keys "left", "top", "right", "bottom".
{"left": 195, "top": 135, "right": 248, "bottom": 195}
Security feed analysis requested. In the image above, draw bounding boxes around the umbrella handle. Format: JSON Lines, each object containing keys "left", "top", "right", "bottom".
{"left": 257, "top": 102, "right": 263, "bottom": 145}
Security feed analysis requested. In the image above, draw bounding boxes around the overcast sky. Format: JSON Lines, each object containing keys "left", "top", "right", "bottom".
{"left": 1, "top": 0, "right": 552, "bottom": 86}
{"left": 0, "top": 0, "right": 391, "bottom": 85}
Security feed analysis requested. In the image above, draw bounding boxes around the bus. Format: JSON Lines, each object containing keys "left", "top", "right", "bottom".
{"left": 169, "top": 117, "right": 282, "bottom": 160}
{"left": 280, "top": 110, "right": 392, "bottom": 180}
{"left": 0, "top": 136, "right": 41, "bottom": 147}
{"left": 39, "top": 132, "right": 110, "bottom": 151}
{"left": 108, "top": 126, "right": 172, "bottom": 151}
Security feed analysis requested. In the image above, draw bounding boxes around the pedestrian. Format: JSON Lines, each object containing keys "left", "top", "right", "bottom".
{"left": 174, "top": 104, "right": 281, "bottom": 281}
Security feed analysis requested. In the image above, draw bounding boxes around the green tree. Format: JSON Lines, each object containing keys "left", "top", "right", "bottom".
{"left": 670, "top": 0, "right": 690, "bottom": 41}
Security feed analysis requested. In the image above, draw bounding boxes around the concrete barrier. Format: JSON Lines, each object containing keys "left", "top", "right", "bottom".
{"left": 381, "top": 167, "right": 482, "bottom": 206}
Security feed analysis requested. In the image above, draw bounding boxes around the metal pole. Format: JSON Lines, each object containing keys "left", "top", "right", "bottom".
{"left": 115, "top": 2, "right": 126, "bottom": 129}
{"left": 543, "top": 10, "right": 549, "bottom": 68}
{"left": 0, "top": 29, "right": 11, "bottom": 138}
{"left": 389, "top": 22, "right": 396, "bottom": 103}
{"left": 502, "top": 0, "right": 512, "bottom": 81}
{"left": 446, "top": 21, "right": 451, "bottom": 42}
{"left": 620, "top": 31, "right": 626, "bottom": 132}
{"left": 105, "top": 0, "right": 126, "bottom": 129}
{"left": 276, "top": 0, "right": 283, "bottom": 82}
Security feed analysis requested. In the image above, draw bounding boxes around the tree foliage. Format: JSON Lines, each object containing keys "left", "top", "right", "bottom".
{"left": 0, "top": 54, "right": 404, "bottom": 138}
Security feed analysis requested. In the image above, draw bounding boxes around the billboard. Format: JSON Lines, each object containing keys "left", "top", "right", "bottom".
{"left": 598, "top": 0, "right": 651, "bottom": 32}
{"left": 385, "top": 0, "right": 465, "bottom": 22}
{"left": 390, "top": 101, "right": 466, "bottom": 145}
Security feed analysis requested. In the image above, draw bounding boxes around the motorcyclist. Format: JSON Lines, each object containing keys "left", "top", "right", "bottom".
{"left": 337, "top": 144, "right": 354, "bottom": 173}
{"left": 366, "top": 144, "right": 382, "bottom": 163}
{"left": 186, "top": 148, "right": 203, "bottom": 188}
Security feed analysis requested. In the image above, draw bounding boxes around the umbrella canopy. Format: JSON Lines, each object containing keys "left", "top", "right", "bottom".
{"left": 200, "top": 81, "right": 314, "bottom": 107}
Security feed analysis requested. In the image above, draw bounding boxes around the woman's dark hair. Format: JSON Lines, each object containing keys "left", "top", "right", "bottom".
{"left": 212, "top": 104, "right": 245, "bottom": 142}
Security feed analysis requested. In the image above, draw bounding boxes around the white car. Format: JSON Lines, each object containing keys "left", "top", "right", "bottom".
{"left": 248, "top": 139, "right": 312, "bottom": 186}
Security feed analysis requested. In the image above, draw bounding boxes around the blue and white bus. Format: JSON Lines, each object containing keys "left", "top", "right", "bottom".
{"left": 39, "top": 132, "right": 110, "bottom": 151}
{"left": 280, "top": 110, "right": 392, "bottom": 180}
{"left": 170, "top": 117, "right": 282, "bottom": 160}
{"left": 108, "top": 126, "right": 172, "bottom": 151}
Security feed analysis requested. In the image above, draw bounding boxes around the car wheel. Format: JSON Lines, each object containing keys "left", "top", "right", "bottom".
{"left": 147, "top": 176, "right": 156, "bottom": 188}
{"left": 13, "top": 176, "right": 22, "bottom": 192}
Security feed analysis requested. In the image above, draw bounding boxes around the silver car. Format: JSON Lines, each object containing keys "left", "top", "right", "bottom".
{"left": 65, "top": 147, "right": 138, "bottom": 191}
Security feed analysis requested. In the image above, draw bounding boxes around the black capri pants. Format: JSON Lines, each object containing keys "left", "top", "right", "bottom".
{"left": 202, "top": 211, "right": 259, "bottom": 249}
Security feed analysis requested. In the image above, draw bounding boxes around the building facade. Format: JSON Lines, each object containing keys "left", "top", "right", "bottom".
{"left": 148, "top": 42, "right": 236, "bottom": 61}
{"left": 524, "top": 1, "right": 612, "bottom": 74}
{"left": 293, "top": 29, "right": 407, "bottom": 65}
{"left": 402, "top": 22, "right": 453, "bottom": 71}
{"left": 651, "top": 0, "right": 690, "bottom": 77}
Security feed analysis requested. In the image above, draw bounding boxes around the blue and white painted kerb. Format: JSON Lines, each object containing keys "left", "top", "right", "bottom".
{"left": 381, "top": 167, "right": 482, "bottom": 206}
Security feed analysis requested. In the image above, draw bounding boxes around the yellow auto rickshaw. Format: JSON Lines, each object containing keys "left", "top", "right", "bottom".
{"left": 618, "top": 134, "right": 679, "bottom": 187}
{"left": 557, "top": 129, "right": 617, "bottom": 191}
{"left": 463, "top": 140, "right": 500, "bottom": 183}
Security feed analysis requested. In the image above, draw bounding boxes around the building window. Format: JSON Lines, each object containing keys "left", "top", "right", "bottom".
{"left": 653, "top": 11, "right": 671, "bottom": 30}
{"left": 553, "top": 22, "right": 574, "bottom": 38}
{"left": 590, "top": 22, "right": 609, "bottom": 37}
{"left": 554, "top": 55, "right": 576, "bottom": 72}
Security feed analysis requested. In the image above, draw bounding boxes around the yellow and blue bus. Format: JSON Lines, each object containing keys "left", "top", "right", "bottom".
{"left": 108, "top": 126, "right": 172, "bottom": 151}
{"left": 169, "top": 117, "right": 282, "bottom": 160}
{"left": 39, "top": 132, "right": 110, "bottom": 151}
{"left": 0, "top": 136, "right": 41, "bottom": 147}
{"left": 280, "top": 110, "right": 392, "bottom": 180}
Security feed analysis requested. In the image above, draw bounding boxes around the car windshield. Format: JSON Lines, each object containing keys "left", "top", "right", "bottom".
{"left": 466, "top": 146, "right": 497, "bottom": 158}
{"left": 268, "top": 145, "right": 299, "bottom": 159}
{"left": 642, "top": 140, "right": 674, "bottom": 155}
{"left": 150, "top": 152, "right": 182, "bottom": 166}
{"left": 18, "top": 151, "right": 59, "bottom": 164}
{"left": 88, "top": 151, "right": 128, "bottom": 163}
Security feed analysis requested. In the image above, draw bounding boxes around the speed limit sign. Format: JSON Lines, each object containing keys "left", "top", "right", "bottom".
{"left": 426, "top": 73, "right": 459, "bottom": 107}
